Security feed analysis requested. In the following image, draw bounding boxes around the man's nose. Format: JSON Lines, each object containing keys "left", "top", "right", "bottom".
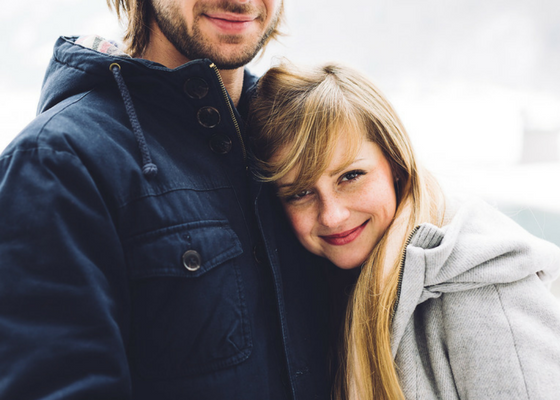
{"left": 317, "top": 195, "right": 350, "bottom": 228}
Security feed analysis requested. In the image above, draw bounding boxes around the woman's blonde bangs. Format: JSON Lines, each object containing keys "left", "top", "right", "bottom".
{"left": 251, "top": 65, "right": 370, "bottom": 197}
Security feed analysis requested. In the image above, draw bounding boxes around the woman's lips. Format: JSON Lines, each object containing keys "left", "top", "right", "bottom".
{"left": 319, "top": 220, "right": 369, "bottom": 246}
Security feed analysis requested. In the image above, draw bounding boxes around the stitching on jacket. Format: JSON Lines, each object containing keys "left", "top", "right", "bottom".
{"left": 255, "top": 202, "right": 298, "bottom": 400}
{"left": 54, "top": 41, "right": 185, "bottom": 73}
{"left": 417, "top": 251, "right": 424, "bottom": 400}
{"left": 0, "top": 92, "right": 91, "bottom": 163}
{"left": 415, "top": 348, "right": 420, "bottom": 400}
{"left": 35, "top": 91, "right": 93, "bottom": 144}
{"left": 0, "top": 146, "right": 82, "bottom": 164}
{"left": 52, "top": 56, "right": 108, "bottom": 77}
{"left": 495, "top": 284, "right": 531, "bottom": 399}
{"left": 117, "top": 184, "right": 233, "bottom": 209}
{"left": 232, "top": 256, "right": 252, "bottom": 352}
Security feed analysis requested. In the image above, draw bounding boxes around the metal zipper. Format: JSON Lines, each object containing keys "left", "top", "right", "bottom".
{"left": 209, "top": 63, "right": 247, "bottom": 162}
{"left": 392, "top": 225, "right": 421, "bottom": 320}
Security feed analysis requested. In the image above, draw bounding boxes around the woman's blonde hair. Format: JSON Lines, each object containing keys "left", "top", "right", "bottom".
{"left": 106, "top": 0, "right": 285, "bottom": 58}
{"left": 249, "top": 62, "right": 445, "bottom": 400}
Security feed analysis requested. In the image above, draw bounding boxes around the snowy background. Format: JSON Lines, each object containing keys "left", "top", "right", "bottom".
{"left": 1, "top": 0, "right": 559, "bottom": 296}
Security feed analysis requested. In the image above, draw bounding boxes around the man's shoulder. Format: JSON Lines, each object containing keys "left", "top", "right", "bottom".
{"left": 243, "top": 68, "right": 259, "bottom": 90}
{"left": 2, "top": 87, "right": 130, "bottom": 160}
{"left": 0, "top": 86, "right": 147, "bottom": 209}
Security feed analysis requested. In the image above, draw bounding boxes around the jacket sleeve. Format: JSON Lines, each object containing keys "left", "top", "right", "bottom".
{"left": 444, "top": 275, "right": 560, "bottom": 399}
{"left": 0, "top": 147, "right": 131, "bottom": 399}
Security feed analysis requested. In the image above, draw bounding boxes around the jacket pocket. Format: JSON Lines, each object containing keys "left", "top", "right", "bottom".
{"left": 124, "top": 220, "right": 252, "bottom": 379}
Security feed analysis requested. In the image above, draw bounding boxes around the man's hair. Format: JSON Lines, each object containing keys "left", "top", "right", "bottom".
{"left": 107, "top": 0, "right": 284, "bottom": 58}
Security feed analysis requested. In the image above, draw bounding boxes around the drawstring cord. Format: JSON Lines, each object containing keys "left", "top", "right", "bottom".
{"left": 110, "top": 63, "right": 158, "bottom": 178}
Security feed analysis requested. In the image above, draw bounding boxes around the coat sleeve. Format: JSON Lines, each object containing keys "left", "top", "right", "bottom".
{"left": 444, "top": 275, "right": 560, "bottom": 399}
{"left": 0, "top": 146, "right": 131, "bottom": 399}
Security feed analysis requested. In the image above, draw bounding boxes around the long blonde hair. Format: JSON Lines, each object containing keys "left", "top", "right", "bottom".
{"left": 249, "top": 62, "right": 445, "bottom": 400}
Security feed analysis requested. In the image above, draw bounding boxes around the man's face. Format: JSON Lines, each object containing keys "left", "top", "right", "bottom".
{"left": 151, "top": 0, "right": 282, "bottom": 69}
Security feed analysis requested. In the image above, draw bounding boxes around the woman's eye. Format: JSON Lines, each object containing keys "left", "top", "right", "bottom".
{"left": 286, "top": 189, "right": 312, "bottom": 202}
{"left": 341, "top": 170, "right": 365, "bottom": 182}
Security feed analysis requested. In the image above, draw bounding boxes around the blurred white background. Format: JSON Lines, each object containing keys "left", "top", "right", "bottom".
{"left": 1, "top": 0, "right": 559, "bottom": 295}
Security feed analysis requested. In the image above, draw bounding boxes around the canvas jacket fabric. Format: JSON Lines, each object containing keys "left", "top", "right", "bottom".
{"left": 0, "top": 36, "right": 331, "bottom": 400}
{"left": 392, "top": 198, "right": 560, "bottom": 399}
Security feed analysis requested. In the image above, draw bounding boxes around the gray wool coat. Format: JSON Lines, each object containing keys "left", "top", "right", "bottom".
{"left": 391, "top": 198, "right": 560, "bottom": 399}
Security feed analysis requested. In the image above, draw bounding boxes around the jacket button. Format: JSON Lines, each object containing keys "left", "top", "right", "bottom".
{"left": 253, "top": 245, "right": 264, "bottom": 264}
{"left": 197, "top": 106, "right": 221, "bottom": 128}
{"left": 209, "top": 133, "right": 232, "bottom": 154}
{"left": 182, "top": 250, "right": 201, "bottom": 271}
{"left": 184, "top": 77, "right": 209, "bottom": 99}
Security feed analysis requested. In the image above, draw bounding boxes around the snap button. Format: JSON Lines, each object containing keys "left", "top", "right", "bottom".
{"left": 197, "top": 106, "right": 221, "bottom": 128}
{"left": 184, "top": 77, "right": 209, "bottom": 99}
{"left": 209, "top": 133, "right": 232, "bottom": 154}
{"left": 182, "top": 250, "right": 201, "bottom": 271}
{"left": 253, "top": 245, "right": 264, "bottom": 265}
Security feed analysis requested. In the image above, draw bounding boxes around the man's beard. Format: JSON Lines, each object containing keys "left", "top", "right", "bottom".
{"left": 151, "top": 0, "right": 280, "bottom": 69}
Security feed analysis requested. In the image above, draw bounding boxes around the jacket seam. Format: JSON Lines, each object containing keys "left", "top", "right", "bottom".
{"left": 52, "top": 55, "right": 109, "bottom": 77}
{"left": 37, "top": 90, "right": 92, "bottom": 143}
{"left": 0, "top": 146, "right": 82, "bottom": 163}
{"left": 255, "top": 200, "right": 297, "bottom": 400}
{"left": 0, "top": 92, "right": 91, "bottom": 162}
{"left": 494, "top": 283, "right": 531, "bottom": 400}
{"left": 117, "top": 185, "right": 233, "bottom": 209}
{"left": 54, "top": 43, "right": 189, "bottom": 73}
{"left": 415, "top": 350, "right": 420, "bottom": 400}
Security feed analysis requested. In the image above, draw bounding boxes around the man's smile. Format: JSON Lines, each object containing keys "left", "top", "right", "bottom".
{"left": 203, "top": 12, "right": 260, "bottom": 34}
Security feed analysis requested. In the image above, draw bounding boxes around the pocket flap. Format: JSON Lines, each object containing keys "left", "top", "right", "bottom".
{"left": 126, "top": 220, "right": 243, "bottom": 279}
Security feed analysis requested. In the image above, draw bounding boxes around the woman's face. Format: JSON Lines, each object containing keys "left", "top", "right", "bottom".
{"left": 275, "top": 134, "right": 397, "bottom": 269}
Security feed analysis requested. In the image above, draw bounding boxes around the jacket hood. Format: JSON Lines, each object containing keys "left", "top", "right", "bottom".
{"left": 391, "top": 198, "right": 560, "bottom": 355}
{"left": 39, "top": 36, "right": 138, "bottom": 114}
{"left": 410, "top": 198, "right": 560, "bottom": 297}
{"left": 37, "top": 36, "right": 258, "bottom": 115}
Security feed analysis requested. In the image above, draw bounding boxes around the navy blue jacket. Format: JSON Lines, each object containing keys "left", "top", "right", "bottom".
{"left": 0, "top": 36, "right": 331, "bottom": 400}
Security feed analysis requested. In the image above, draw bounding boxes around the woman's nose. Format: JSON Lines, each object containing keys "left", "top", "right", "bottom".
{"left": 317, "top": 195, "right": 350, "bottom": 228}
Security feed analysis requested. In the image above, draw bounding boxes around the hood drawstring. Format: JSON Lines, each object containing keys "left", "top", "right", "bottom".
{"left": 110, "top": 63, "right": 158, "bottom": 178}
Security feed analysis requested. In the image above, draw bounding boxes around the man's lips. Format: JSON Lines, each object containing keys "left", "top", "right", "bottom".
{"left": 206, "top": 13, "right": 257, "bottom": 22}
{"left": 319, "top": 220, "right": 370, "bottom": 246}
{"left": 203, "top": 13, "right": 258, "bottom": 33}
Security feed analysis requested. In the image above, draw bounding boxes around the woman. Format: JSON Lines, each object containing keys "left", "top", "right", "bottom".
{"left": 248, "top": 62, "right": 560, "bottom": 400}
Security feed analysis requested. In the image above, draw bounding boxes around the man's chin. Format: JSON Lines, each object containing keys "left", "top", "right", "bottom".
{"left": 201, "top": 47, "right": 261, "bottom": 69}
{"left": 211, "top": 57, "right": 256, "bottom": 70}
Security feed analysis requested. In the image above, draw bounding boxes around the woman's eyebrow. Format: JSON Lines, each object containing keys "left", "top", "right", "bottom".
{"left": 329, "top": 158, "right": 365, "bottom": 177}
{"left": 276, "top": 158, "right": 367, "bottom": 189}
{"left": 276, "top": 182, "right": 294, "bottom": 189}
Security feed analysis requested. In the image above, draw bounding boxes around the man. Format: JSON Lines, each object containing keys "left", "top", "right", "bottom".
{"left": 0, "top": 1, "right": 331, "bottom": 398}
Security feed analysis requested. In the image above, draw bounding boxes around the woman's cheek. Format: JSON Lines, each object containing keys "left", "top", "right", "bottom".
{"left": 283, "top": 206, "right": 317, "bottom": 250}
{"left": 284, "top": 206, "right": 305, "bottom": 235}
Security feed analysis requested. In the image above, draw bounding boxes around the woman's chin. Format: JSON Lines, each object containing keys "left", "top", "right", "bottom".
{"left": 330, "top": 256, "right": 367, "bottom": 270}
{"left": 336, "top": 264, "right": 362, "bottom": 270}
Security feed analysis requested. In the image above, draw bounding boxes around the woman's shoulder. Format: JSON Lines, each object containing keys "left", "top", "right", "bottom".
{"left": 406, "top": 194, "right": 560, "bottom": 290}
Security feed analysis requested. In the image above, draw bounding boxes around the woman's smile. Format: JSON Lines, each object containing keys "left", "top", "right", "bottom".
{"left": 319, "top": 219, "right": 370, "bottom": 246}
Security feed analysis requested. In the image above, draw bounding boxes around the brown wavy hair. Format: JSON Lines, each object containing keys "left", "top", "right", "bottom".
{"left": 249, "top": 62, "right": 445, "bottom": 400}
